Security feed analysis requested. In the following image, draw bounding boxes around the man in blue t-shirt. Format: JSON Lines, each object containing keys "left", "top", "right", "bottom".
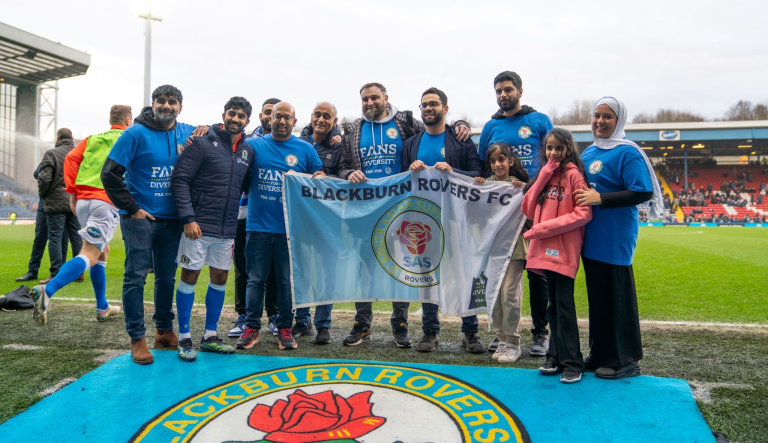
{"left": 402, "top": 87, "right": 483, "bottom": 354}
{"left": 237, "top": 102, "right": 325, "bottom": 352}
{"left": 477, "top": 71, "right": 554, "bottom": 357}
{"left": 339, "top": 82, "right": 472, "bottom": 349}
{"left": 102, "top": 85, "right": 198, "bottom": 365}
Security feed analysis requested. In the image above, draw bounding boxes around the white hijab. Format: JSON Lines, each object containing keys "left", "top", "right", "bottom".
{"left": 591, "top": 96, "right": 664, "bottom": 218}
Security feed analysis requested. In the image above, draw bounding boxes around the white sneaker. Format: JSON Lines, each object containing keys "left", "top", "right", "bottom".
{"left": 498, "top": 346, "right": 521, "bottom": 364}
{"left": 96, "top": 305, "right": 122, "bottom": 322}
{"left": 32, "top": 285, "right": 50, "bottom": 325}
{"left": 491, "top": 342, "right": 507, "bottom": 360}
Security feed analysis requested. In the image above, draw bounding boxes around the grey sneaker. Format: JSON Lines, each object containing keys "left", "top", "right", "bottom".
{"left": 393, "top": 328, "right": 412, "bottom": 348}
{"left": 530, "top": 333, "right": 548, "bottom": 357}
{"left": 343, "top": 324, "right": 372, "bottom": 346}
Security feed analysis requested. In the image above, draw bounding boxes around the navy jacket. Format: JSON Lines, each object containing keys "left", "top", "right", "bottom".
{"left": 401, "top": 124, "right": 482, "bottom": 177}
{"left": 171, "top": 124, "right": 253, "bottom": 239}
{"left": 299, "top": 124, "right": 343, "bottom": 177}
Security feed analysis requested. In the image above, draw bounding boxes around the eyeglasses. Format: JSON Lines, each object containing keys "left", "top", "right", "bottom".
{"left": 419, "top": 101, "right": 442, "bottom": 110}
{"left": 272, "top": 114, "right": 294, "bottom": 122}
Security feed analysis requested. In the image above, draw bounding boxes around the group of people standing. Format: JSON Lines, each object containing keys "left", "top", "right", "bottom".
{"left": 26, "top": 70, "right": 662, "bottom": 385}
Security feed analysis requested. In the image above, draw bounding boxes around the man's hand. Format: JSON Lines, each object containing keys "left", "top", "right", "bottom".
{"left": 348, "top": 170, "right": 367, "bottom": 184}
{"left": 131, "top": 209, "right": 155, "bottom": 220}
{"left": 69, "top": 194, "right": 77, "bottom": 216}
{"left": 455, "top": 124, "right": 472, "bottom": 142}
{"left": 186, "top": 125, "right": 210, "bottom": 147}
{"left": 330, "top": 135, "right": 342, "bottom": 146}
{"left": 183, "top": 221, "right": 202, "bottom": 240}
{"left": 311, "top": 171, "right": 327, "bottom": 178}
{"left": 409, "top": 160, "right": 427, "bottom": 172}
{"left": 574, "top": 188, "right": 602, "bottom": 206}
{"left": 434, "top": 162, "right": 453, "bottom": 172}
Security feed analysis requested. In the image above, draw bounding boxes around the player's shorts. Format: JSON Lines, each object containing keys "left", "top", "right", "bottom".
{"left": 76, "top": 199, "right": 119, "bottom": 252}
{"left": 177, "top": 235, "right": 235, "bottom": 271}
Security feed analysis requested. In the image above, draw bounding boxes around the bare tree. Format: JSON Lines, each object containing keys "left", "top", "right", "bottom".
{"left": 632, "top": 109, "right": 706, "bottom": 123}
{"left": 724, "top": 100, "right": 756, "bottom": 121}
{"left": 552, "top": 99, "right": 593, "bottom": 125}
{"left": 753, "top": 103, "right": 768, "bottom": 120}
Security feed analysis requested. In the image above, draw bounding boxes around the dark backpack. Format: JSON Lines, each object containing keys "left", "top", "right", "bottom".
{"left": 0, "top": 286, "right": 35, "bottom": 311}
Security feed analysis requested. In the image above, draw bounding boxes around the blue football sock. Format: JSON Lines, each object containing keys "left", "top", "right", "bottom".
{"left": 205, "top": 283, "right": 226, "bottom": 334}
{"left": 91, "top": 261, "right": 108, "bottom": 310}
{"left": 176, "top": 281, "right": 196, "bottom": 336}
{"left": 46, "top": 255, "right": 90, "bottom": 298}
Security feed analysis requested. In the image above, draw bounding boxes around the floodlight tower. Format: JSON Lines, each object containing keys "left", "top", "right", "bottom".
{"left": 138, "top": 9, "right": 162, "bottom": 107}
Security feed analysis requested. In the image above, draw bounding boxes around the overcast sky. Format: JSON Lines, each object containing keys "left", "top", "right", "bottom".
{"left": 4, "top": 0, "right": 768, "bottom": 139}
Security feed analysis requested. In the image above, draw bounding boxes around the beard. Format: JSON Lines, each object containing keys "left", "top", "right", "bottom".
{"left": 154, "top": 108, "right": 178, "bottom": 125}
{"left": 260, "top": 118, "right": 271, "bottom": 132}
{"left": 225, "top": 120, "right": 243, "bottom": 134}
{"left": 423, "top": 110, "right": 444, "bottom": 126}
{"left": 363, "top": 104, "right": 384, "bottom": 121}
{"left": 498, "top": 95, "right": 519, "bottom": 112}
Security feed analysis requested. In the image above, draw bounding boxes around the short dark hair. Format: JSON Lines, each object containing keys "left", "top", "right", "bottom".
{"left": 56, "top": 128, "right": 73, "bottom": 141}
{"left": 224, "top": 96, "right": 252, "bottom": 118}
{"left": 262, "top": 98, "right": 280, "bottom": 107}
{"left": 359, "top": 82, "right": 387, "bottom": 95}
{"left": 421, "top": 87, "right": 447, "bottom": 106}
{"left": 109, "top": 105, "right": 132, "bottom": 124}
{"left": 493, "top": 71, "right": 522, "bottom": 89}
{"left": 152, "top": 85, "right": 183, "bottom": 104}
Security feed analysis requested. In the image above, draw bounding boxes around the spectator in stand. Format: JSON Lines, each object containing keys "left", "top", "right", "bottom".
{"left": 744, "top": 215, "right": 751, "bottom": 223}
{"left": 759, "top": 194, "right": 763, "bottom": 205}
{"left": 707, "top": 183, "right": 713, "bottom": 192}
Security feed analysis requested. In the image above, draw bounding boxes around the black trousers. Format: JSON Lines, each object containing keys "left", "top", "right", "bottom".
{"left": 234, "top": 218, "right": 278, "bottom": 316}
{"left": 528, "top": 269, "right": 549, "bottom": 335}
{"left": 27, "top": 208, "right": 67, "bottom": 275}
{"left": 544, "top": 270, "right": 584, "bottom": 372}
{"left": 583, "top": 256, "right": 643, "bottom": 368}
{"left": 354, "top": 302, "right": 409, "bottom": 331}
{"left": 46, "top": 212, "right": 82, "bottom": 276}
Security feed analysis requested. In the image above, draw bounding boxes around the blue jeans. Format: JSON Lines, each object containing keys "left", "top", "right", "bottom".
{"left": 245, "top": 232, "right": 293, "bottom": 330}
{"left": 120, "top": 217, "right": 181, "bottom": 339}
{"left": 421, "top": 303, "right": 478, "bottom": 334}
{"left": 295, "top": 304, "right": 333, "bottom": 329}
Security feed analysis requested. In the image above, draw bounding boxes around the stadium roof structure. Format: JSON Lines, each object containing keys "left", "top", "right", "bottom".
{"left": 0, "top": 21, "right": 90, "bottom": 86}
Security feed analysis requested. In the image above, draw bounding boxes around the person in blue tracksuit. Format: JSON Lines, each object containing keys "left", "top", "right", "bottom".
{"left": 170, "top": 97, "right": 254, "bottom": 362}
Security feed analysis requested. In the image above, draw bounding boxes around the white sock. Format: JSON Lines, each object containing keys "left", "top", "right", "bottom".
{"left": 179, "top": 332, "right": 192, "bottom": 339}
{"left": 204, "top": 329, "right": 217, "bottom": 339}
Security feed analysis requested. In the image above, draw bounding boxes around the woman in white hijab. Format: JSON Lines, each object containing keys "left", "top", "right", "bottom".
{"left": 573, "top": 97, "right": 662, "bottom": 380}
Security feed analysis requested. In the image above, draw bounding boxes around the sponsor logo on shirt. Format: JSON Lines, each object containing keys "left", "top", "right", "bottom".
{"left": 242, "top": 150, "right": 248, "bottom": 160}
{"left": 518, "top": 126, "right": 532, "bottom": 139}
{"left": 588, "top": 160, "right": 603, "bottom": 174}
{"left": 385, "top": 167, "right": 392, "bottom": 174}
{"left": 546, "top": 248, "right": 560, "bottom": 258}
{"left": 386, "top": 127, "right": 399, "bottom": 139}
{"left": 86, "top": 227, "right": 102, "bottom": 239}
{"left": 285, "top": 154, "right": 299, "bottom": 167}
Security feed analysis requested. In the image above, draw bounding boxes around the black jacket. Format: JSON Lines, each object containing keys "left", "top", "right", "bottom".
{"left": 401, "top": 124, "right": 482, "bottom": 177}
{"left": 37, "top": 139, "right": 75, "bottom": 214}
{"left": 299, "top": 124, "right": 343, "bottom": 177}
{"left": 170, "top": 124, "right": 253, "bottom": 239}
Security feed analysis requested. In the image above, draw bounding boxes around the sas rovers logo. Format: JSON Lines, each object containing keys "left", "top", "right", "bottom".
{"left": 285, "top": 154, "right": 299, "bottom": 167}
{"left": 589, "top": 160, "right": 603, "bottom": 174}
{"left": 177, "top": 144, "right": 186, "bottom": 155}
{"left": 518, "top": 126, "right": 532, "bottom": 139}
{"left": 372, "top": 197, "right": 443, "bottom": 287}
{"left": 130, "top": 363, "right": 528, "bottom": 443}
{"left": 386, "top": 127, "right": 399, "bottom": 139}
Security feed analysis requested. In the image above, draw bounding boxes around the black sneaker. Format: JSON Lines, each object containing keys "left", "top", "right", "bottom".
{"left": 314, "top": 327, "right": 331, "bottom": 345}
{"left": 393, "top": 328, "right": 412, "bottom": 348}
{"left": 415, "top": 331, "right": 438, "bottom": 352}
{"left": 538, "top": 358, "right": 562, "bottom": 375}
{"left": 561, "top": 370, "right": 583, "bottom": 384}
{"left": 277, "top": 328, "right": 297, "bottom": 350}
{"left": 595, "top": 362, "right": 641, "bottom": 380}
{"left": 343, "top": 324, "right": 371, "bottom": 346}
{"left": 487, "top": 336, "right": 499, "bottom": 352}
{"left": 530, "top": 333, "right": 548, "bottom": 357}
{"left": 291, "top": 322, "right": 315, "bottom": 338}
{"left": 462, "top": 332, "right": 486, "bottom": 354}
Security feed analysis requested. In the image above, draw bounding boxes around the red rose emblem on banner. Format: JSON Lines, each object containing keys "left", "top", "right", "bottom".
{"left": 248, "top": 389, "right": 386, "bottom": 442}
{"left": 397, "top": 221, "right": 432, "bottom": 255}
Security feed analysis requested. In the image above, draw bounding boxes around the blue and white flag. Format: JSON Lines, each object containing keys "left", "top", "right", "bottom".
{"left": 283, "top": 168, "right": 525, "bottom": 317}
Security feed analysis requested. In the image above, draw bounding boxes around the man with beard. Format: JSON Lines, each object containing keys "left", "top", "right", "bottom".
{"left": 170, "top": 97, "right": 253, "bottom": 361}
{"left": 478, "top": 71, "right": 554, "bottom": 357}
{"left": 249, "top": 98, "right": 280, "bottom": 138}
{"left": 102, "top": 85, "right": 199, "bottom": 365}
{"left": 339, "top": 82, "right": 472, "bottom": 348}
{"left": 402, "top": 87, "right": 483, "bottom": 353}
{"left": 238, "top": 102, "right": 325, "bottom": 351}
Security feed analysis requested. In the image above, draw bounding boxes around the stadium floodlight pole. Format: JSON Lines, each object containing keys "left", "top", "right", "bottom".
{"left": 138, "top": 9, "right": 163, "bottom": 107}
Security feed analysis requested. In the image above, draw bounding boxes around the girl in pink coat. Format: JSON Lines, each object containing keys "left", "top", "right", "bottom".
{"left": 522, "top": 128, "right": 592, "bottom": 384}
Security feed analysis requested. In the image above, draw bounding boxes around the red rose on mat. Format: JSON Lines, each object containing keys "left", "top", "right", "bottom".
{"left": 397, "top": 221, "right": 432, "bottom": 255}
{"left": 248, "top": 389, "right": 386, "bottom": 442}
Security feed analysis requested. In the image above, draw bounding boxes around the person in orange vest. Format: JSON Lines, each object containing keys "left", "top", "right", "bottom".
{"left": 31, "top": 105, "right": 132, "bottom": 326}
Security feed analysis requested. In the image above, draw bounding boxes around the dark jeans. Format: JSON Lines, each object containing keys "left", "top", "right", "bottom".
{"left": 544, "top": 270, "right": 584, "bottom": 372}
{"left": 421, "top": 303, "right": 478, "bottom": 334}
{"left": 120, "top": 217, "right": 181, "bottom": 340}
{"left": 234, "top": 219, "right": 279, "bottom": 316}
{"left": 46, "top": 212, "right": 82, "bottom": 276}
{"left": 295, "top": 304, "right": 333, "bottom": 329}
{"left": 354, "top": 301, "right": 409, "bottom": 331}
{"left": 28, "top": 209, "right": 68, "bottom": 275}
{"left": 528, "top": 269, "right": 549, "bottom": 336}
{"left": 244, "top": 232, "right": 293, "bottom": 330}
{"left": 583, "top": 256, "right": 643, "bottom": 368}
